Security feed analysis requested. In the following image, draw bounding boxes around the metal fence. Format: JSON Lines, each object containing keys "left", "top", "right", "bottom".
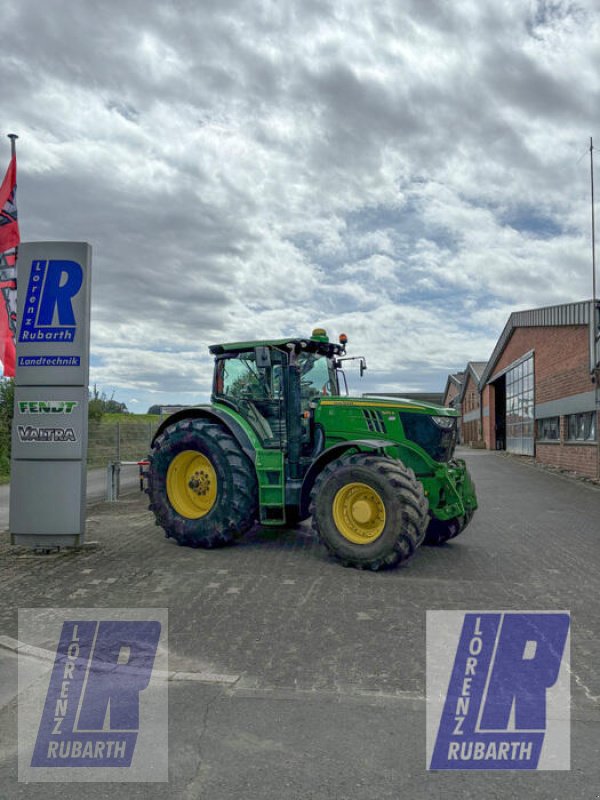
{"left": 0, "top": 419, "right": 159, "bottom": 479}
{"left": 87, "top": 422, "right": 157, "bottom": 468}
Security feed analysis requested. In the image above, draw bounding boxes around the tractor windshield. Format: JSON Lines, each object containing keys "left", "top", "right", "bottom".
{"left": 298, "top": 353, "right": 339, "bottom": 403}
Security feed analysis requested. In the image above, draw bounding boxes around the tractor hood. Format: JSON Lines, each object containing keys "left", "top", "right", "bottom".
{"left": 315, "top": 396, "right": 459, "bottom": 464}
{"left": 319, "top": 395, "right": 458, "bottom": 417}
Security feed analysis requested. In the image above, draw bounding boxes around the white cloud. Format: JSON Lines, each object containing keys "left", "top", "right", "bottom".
{"left": 4, "top": 0, "right": 599, "bottom": 410}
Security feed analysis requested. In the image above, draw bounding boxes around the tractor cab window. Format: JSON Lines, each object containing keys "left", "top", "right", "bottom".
{"left": 298, "top": 353, "right": 338, "bottom": 407}
{"left": 214, "top": 352, "right": 285, "bottom": 446}
{"left": 219, "top": 355, "right": 269, "bottom": 401}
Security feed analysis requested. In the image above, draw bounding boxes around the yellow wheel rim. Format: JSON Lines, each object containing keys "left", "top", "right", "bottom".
{"left": 167, "top": 450, "right": 218, "bottom": 519}
{"left": 332, "top": 482, "right": 386, "bottom": 544}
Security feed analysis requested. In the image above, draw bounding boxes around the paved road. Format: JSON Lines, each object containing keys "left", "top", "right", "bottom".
{"left": 0, "top": 449, "right": 598, "bottom": 798}
{"left": 0, "top": 464, "right": 142, "bottom": 530}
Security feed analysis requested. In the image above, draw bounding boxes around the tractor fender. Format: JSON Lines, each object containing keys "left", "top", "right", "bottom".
{"left": 299, "top": 438, "right": 395, "bottom": 518}
{"left": 151, "top": 407, "right": 256, "bottom": 463}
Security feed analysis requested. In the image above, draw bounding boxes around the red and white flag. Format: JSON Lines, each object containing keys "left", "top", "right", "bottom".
{"left": 0, "top": 152, "right": 19, "bottom": 377}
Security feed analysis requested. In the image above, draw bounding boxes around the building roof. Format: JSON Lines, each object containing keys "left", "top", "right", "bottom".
{"left": 479, "top": 299, "right": 595, "bottom": 388}
{"left": 459, "top": 361, "right": 489, "bottom": 402}
{"left": 469, "top": 362, "right": 488, "bottom": 382}
{"left": 442, "top": 372, "right": 464, "bottom": 405}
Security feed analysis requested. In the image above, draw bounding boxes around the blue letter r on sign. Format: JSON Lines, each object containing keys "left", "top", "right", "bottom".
{"left": 37, "top": 260, "right": 83, "bottom": 326}
{"left": 480, "top": 613, "right": 570, "bottom": 731}
{"left": 77, "top": 621, "right": 161, "bottom": 732}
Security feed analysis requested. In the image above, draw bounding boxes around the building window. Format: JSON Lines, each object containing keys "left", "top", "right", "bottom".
{"left": 505, "top": 354, "right": 535, "bottom": 455}
{"left": 537, "top": 416, "right": 560, "bottom": 441}
{"left": 566, "top": 412, "right": 597, "bottom": 442}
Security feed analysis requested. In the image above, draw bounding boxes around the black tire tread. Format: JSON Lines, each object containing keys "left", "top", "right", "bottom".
{"left": 309, "top": 453, "right": 429, "bottom": 570}
{"left": 424, "top": 505, "right": 475, "bottom": 546}
{"left": 147, "top": 419, "right": 258, "bottom": 548}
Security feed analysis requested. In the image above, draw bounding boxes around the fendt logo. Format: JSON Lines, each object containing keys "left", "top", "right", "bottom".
{"left": 19, "top": 259, "right": 83, "bottom": 342}
{"left": 31, "top": 620, "right": 161, "bottom": 768}
{"left": 19, "top": 400, "right": 78, "bottom": 414}
{"left": 428, "top": 611, "right": 570, "bottom": 770}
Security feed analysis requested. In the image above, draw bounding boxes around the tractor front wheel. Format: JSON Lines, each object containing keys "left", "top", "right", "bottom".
{"left": 424, "top": 507, "right": 474, "bottom": 545}
{"left": 147, "top": 418, "right": 257, "bottom": 548}
{"left": 310, "top": 453, "right": 429, "bottom": 570}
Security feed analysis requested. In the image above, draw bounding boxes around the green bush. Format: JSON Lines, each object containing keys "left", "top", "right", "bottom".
{"left": 88, "top": 397, "right": 104, "bottom": 422}
{"left": 0, "top": 378, "right": 14, "bottom": 477}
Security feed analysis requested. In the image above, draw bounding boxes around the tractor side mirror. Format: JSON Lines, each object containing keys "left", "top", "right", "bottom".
{"left": 360, "top": 358, "right": 367, "bottom": 377}
{"left": 255, "top": 346, "right": 272, "bottom": 368}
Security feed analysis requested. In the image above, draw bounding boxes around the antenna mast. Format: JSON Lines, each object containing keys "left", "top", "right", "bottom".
{"left": 591, "top": 136, "right": 597, "bottom": 304}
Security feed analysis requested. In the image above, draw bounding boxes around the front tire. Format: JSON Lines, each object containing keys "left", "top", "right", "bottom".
{"left": 310, "top": 453, "right": 429, "bottom": 570}
{"left": 424, "top": 507, "right": 474, "bottom": 545}
{"left": 147, "top": 418, "right": 258, "bottom": 548}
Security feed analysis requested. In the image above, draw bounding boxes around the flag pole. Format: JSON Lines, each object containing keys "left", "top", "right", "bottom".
{"left": 7, "top": 133, "right": 18, "bottom": 159}
{"left": 591, "top": 136, "right": 597, "bottom": 305}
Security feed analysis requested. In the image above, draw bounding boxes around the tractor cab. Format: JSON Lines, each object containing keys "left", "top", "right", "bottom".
{"left": 209, "top": 329, "right": 348, "bottom": 454}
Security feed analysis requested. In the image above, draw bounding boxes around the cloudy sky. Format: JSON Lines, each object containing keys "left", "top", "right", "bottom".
{"left": 3, "top": 0, "right": 599, "bottom": 411}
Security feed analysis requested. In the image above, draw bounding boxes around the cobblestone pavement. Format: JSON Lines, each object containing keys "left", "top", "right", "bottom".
{"left": 0, "top": 449, "right": 598, "bottom": 798}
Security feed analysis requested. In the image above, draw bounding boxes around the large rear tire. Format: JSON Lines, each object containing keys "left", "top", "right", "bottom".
{"left": 147, "top": 418, "right": 257, "bottom": 548}
{"left": 310, "top": 453, "right": 429, "bottom": 570}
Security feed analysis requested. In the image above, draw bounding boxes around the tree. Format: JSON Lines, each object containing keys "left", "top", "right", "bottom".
{"left": 88, "top": 396, "right": 104, "bottom": 422}
{"left": 0, "top": 378, "right": 15, "bottom": 475}
{"left": 88, "top": 385, "right": 129, "bottom": 420}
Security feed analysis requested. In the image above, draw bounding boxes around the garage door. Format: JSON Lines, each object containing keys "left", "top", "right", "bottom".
{"left": 505, "top": 354, "right": 534, "bottom": 456}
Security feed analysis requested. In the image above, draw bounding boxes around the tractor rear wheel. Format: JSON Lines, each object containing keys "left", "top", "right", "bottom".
{"left": 310, "top": 453, "right": 429, "bottom": 570}
{"left": 147, "top": 418, "right": 257, "bottom": 548}
{"left": 424, "top": 507, "right": 474, "bottom": 546}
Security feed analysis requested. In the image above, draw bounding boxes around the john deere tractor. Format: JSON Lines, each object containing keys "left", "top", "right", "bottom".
{"left": 147, "top": 329, "right": 477, "bottom": 570}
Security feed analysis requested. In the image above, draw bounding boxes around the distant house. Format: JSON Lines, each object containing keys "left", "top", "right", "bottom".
{"left": 443, "top": 373, "right": 464, "bottom": 408}
{"left": 159, "top": 405, "right": 192, "bottom": 417}
{"left": 458, "top": 362, "right": 488, "bottom": 447}
{"left": 443, "top": 372, "right": 464, "bottom": 441}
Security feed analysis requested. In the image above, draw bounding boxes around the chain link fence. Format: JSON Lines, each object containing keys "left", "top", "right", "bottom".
{"left": 87, "top": 421, "right": 158, "bottom": 468}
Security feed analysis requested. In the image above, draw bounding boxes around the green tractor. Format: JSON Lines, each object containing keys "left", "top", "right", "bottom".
{"left": 147, "top": 329, "right": 477, "bottom": 570}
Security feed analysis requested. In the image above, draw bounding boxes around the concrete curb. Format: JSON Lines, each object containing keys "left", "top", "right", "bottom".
{"left": 0, "top": 635, "right": 240, "bottom": 685}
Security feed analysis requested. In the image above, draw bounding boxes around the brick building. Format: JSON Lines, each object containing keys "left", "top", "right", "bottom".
{"left": 443, "top": 372, "right": 463, "bottom": 409}
{"left": 443, "top": 372, "right": 464, "bottom": 441}
{"left": 478, "top": 300, "right": 600, "bottom": 478}
{"left": 458, "top": 362, "right": 487, "bottom": 446}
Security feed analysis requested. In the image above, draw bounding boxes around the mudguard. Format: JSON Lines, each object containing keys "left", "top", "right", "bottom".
{"left": 151, "top": 407, "right": 256, "bottom": 464}
{"left": 299, "top": 438, "right": 395, "bottom": 517}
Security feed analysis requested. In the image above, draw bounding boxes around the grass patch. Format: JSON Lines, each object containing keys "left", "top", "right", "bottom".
{"left": 102, "top": 413, "right": 161, "bottom": 425}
